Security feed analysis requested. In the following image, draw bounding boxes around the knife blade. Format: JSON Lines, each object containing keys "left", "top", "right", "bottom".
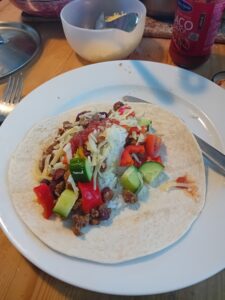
{"left": 123, "top": 95, "right": 225, "bottom": 176}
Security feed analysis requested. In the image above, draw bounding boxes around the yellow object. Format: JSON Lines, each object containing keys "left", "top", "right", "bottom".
{"left": 105, "top": 12, "right": 126, "bottom": 22}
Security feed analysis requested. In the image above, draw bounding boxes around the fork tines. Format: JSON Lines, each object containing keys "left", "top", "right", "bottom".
{"left": 3, "top": 73, "right": 23, "bottom": 105}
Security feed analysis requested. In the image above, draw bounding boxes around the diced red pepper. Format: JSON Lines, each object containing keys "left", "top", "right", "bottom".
{"left": 33, "top": 183, "right": 55, "bottom": 219}
{"left": 120, "top": 145, "right": 145, "bottom": 166}
{"left": 126, "top": 145, "right": 145, "bottom": 154}
{"left": 120, "top": 149, "right": 134, "bottom": 166}
{"left": 145, "top": 134, "right": 161, "bottom": 157}
{"left": 78, "top": 180, "right": 103, "bottom": 214}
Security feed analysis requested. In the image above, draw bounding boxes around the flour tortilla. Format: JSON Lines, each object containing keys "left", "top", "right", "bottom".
{"left": 8, "top": 102, "right": 206, "bottom": 263}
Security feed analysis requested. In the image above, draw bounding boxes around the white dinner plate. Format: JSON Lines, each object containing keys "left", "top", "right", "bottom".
{"left": 0, "top": 60, "right": 225, "bottom": 296}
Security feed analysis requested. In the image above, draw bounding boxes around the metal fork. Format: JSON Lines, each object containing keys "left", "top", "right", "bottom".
{"left": 0, "top": 73, "right": 23, "bottom": 123}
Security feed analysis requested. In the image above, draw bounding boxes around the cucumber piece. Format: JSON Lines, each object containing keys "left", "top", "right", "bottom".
{"left": 138, "top": 118, "right": 152, "bottom": 127}
{"left": 120, "top": 166, "right": 142, "bottom": 193}
{"left": 70, "top": 157, "right": 93, "bottom": 182}
{"left": 139, "top": 161, "right": 164, "bottom": 184}
{"left": 136, "top": 170, "right": 144, "bottom": 193}
{"left": 53, "top": 189, "right": 78, "bottom": 218}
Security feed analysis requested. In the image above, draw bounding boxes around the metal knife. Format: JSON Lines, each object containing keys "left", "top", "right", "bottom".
{"left": 123, "top": 95, "right": 225, "bottom": 176}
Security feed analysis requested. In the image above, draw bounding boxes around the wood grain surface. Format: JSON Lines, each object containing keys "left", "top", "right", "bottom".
{"left": 0, "top": 1, "right": 225, "bottom": 299}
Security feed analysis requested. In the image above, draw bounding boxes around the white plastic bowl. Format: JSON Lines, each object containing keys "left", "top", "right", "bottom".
{"left": 60, "top": 0, "right": 146, "bottom": 62}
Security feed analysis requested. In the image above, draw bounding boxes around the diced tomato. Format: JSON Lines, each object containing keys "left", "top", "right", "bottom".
{"left": 120, "top": 149, "right": 134, "bottom": 166}
{"left": 78, "top": 180, "right": 103, "bottom": 214}
{"left": 145, "top": 134, "right": 161, "bottom": 157}
{"left": 120, "top": 145, "right": 145, "bottom": 166}
{"left": 33, "top": 183, "right": 55, "bottom": 219}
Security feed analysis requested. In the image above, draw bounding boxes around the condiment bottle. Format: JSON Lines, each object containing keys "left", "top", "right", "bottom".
{"left": 169, "top": 0, "right": 225, "bottom": 69}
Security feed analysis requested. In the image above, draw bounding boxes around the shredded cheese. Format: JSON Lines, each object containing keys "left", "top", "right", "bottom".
{"left": 63, "top": 143, "right": 72, "bottom": 162}
{"left": 105, "top": 12, "right": 126, "bottom": 22}
{"left": 33, "top": 163, "right": 45, "bottom": 182}
{"left": 52, "top": 162, "right": 66, "bottom": 171}
{"left": 58, "top": 125, "right": 81, "bottom": 143}
{"left": 42, "top": 154, "right": 51, "bottom": 177}
{"left": 67, "top": 175, "right": 79, "bottom": 193}
{"left": 50, "top": 147, "right": 64, "bottom": 167}
{"left": 93, "top": 167, "right": 98, "bottom": 190}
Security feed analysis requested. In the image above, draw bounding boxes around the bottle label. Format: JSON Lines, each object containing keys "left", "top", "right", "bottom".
{"left": 171, "top": 0, "right": 225, "bottom": 57}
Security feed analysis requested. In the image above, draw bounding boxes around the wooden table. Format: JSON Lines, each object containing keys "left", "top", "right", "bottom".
{"left": 0, "top": 1, "right": 225, "bottom": 299}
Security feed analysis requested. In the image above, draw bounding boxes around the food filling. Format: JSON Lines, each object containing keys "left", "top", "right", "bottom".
{"left": 33, "top": 101, "right": 168, "bottom": 235}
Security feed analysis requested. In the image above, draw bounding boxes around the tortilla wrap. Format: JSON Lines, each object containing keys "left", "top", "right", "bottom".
{"left": 8, "top": 102, "right": 206, "bottom": 263}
